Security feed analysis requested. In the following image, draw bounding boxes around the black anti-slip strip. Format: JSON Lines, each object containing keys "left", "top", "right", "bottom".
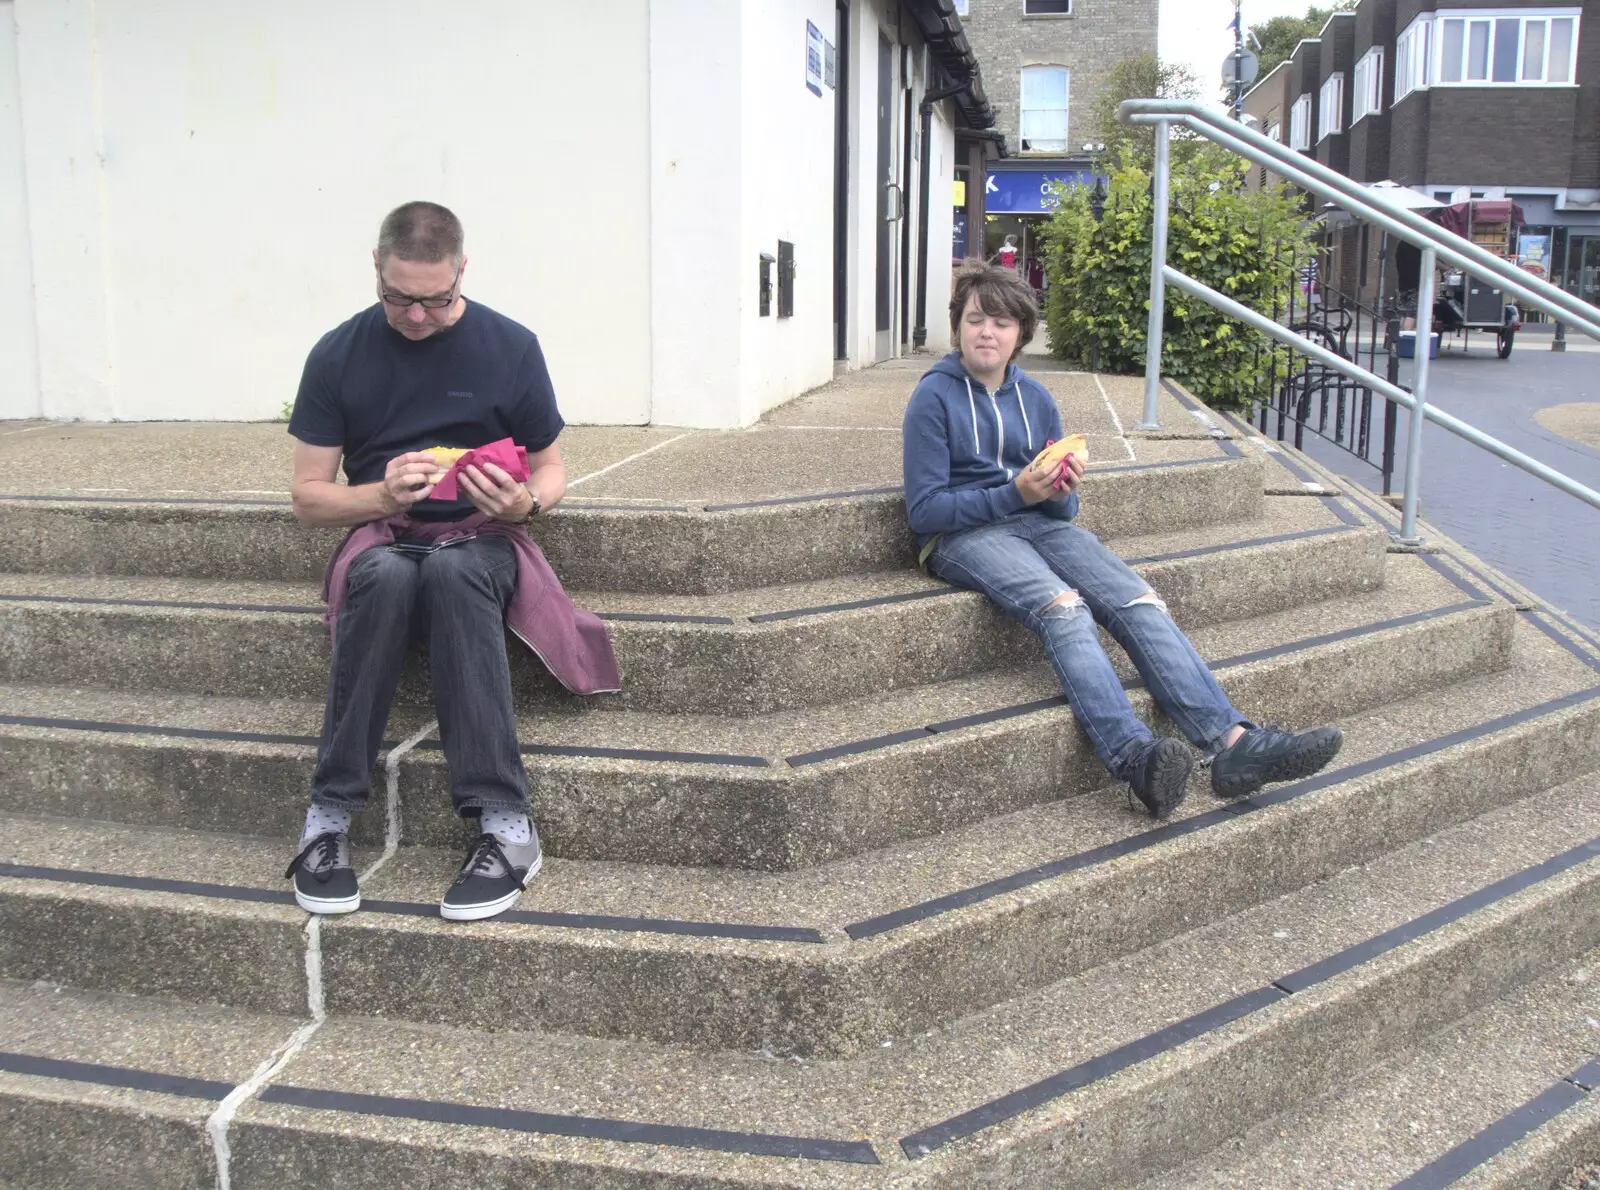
{"left": 900, "top": 986, "right": 1287, "bottom": 1158}
{"left": 0, "top": 592, "right": 321, "bottom": 614}
{"left": 358, "top": 899, "right": 824, "bottom": 943}
{"left": 0, "top": 864, "right": 821, "bottom": 942}
{"left": 1523, "top": 611, "right": 1600, "bottom": 676}
{"left": 1201, "top": 601, "right": 1485, "bottom": 672}
{"left": 523, "top": 743, "right": 771, "bottom": 767}
{"left": 257, "top": 1084, "right": 878, "bottom": 1164}
{"left": 1159, "top": 379, "right": 1244, "bottom": 458}
{"left": 786, "top": 728, "right": 935, "bottom": 767}
{"left": 0, "top": 493, "right": 290, "bottom": 506}
{"left": 847, "top": 683, "right": 1600, "bottom": 940}
{"left": 1391, "top": 1067, "right": 1594, "bottom": 1189}
{"left": 749, "top": 587, "right": 958, "bottom": 623}
{"left": 0, "top": 863, "right": 297, "bottom": 905}
{"left": 0, "top": 713, "right": 319, "bottom": 747}
{"left": 902, "top": 834, "right": 1600, "bottom": 1161}
{"left": 1417, "top": 550, "right": 1488, "bottom": 600}
{"left": 1320, "top": 494, "right": 1364, "bottom": 525}
{"left": 596, "top": 611, "right": 737, "bottom": 625}
{"left": 703, "top": 485, "right": 903, "bottom": 512}
{"left": 1121, "top": 524, "right": 1354, "bottom": 566}
{"left": 0, "top": 1051, "right": 235, "bottom": 1100}
{"left": 925, "top": 695, "right": 1067, "bottom": 734}
{"left": 1275, "top": 838, "right": 1600, "bottom": 994}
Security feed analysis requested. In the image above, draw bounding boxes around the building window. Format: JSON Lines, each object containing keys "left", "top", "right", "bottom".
{"left": 1289, "top": 93, "right": 1312, "bottom": 151}
{"left": 1395, "top": 15, "right": 1432, "bottom": 103}
{"left": 952, "top": 0, "right": 969, "bottom": 15}
{"left": 1020, "top": 65, "right": 1069, "bottom": 152}
{"left": 1023, "top": 0, "right": 1072, "bottom": 15}
{"left": 1434, "top": 10, "right": 1580, "bottom": 86}
{"left": 1353, "top": 47, "right": 1383, "bottom": 122}
{"left": 1318, "top": 73, "right": 1344, "bottom": 140}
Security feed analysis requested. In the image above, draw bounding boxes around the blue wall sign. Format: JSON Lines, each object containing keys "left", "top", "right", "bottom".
{"left": 953, "top": 210, "right": 969, "bottom": 260}
{"left": 985, "top": 169, "right": 1100, "bottom": 214}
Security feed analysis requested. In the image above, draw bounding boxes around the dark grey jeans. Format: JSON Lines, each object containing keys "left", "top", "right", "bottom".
{"left": 310, "top": 535, "right": 530, "bottom": 817}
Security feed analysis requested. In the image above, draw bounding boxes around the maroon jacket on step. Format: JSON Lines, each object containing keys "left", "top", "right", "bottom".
{"left": 322, "top": 512, "right": 622, "bottom": 696}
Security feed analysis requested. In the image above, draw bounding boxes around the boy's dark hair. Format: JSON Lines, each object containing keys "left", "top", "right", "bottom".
{"left": 377, "top": 201, "right": 465, "bottom": 266}
{"left": 948, "top": 259, "right": 1038, "bottom": 357}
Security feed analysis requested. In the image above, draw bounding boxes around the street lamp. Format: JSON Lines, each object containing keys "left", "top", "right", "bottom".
{"left": 1083, "top": 141, "right": 1107, "bottom": 222}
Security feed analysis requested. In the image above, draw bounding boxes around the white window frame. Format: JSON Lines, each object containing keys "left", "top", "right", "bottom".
{"left": 952, "top": 0, "right": 969, "bottom": 15}
{"left": 1395, "top": 15, "right": 1433, "bottom": 103}
{"left": 1432, "top": 8, "right": 1581, "bottom": 87}
{"left": 1289, "top": 93, "right": 1313, "bottom": 151}
{"left": 1318, "top": 73, "right": 1345, "bottom": 140}
{"left": 1018, "top": 64, "right": 1070, "bottom": 153}
{"left": 1353, "top": 47, "right": 1383, "bottom": 123}
{"left": 1022, "top": 0, "right": 1072, "bottom": 15}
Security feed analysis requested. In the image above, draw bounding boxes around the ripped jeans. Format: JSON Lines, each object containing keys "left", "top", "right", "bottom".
{"left": 929, "top": 511, "right": 1245, "bottom": 780}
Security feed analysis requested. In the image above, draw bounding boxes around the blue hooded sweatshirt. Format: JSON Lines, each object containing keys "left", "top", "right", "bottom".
{"left": 902, "top": 351, "right": 1078, "bottom": 550}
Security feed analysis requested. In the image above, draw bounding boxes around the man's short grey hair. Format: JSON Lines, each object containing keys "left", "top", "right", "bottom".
{"left": 376, "top": 201, "right": 464, "bottom": 266}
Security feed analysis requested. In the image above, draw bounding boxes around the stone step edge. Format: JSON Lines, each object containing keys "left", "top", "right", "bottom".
{"left": 5, "top": 674, "right": 1592, "bottom": 962}
{"left": 0, "top": 453, "right": 1246, "bottom": 517}
{"left": 2, "top": 822, "right": 1595, "bottom": 1183}
{"left": 0, "top": 522, "right": 1370, "bottom": 631}
{"left": 0, "top": 593, "right": 1494, "bottom": 777}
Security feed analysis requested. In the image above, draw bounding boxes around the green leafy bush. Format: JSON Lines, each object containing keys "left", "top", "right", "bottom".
{"left": 1041, "top": 145, "right": 1315, "bottom": 408}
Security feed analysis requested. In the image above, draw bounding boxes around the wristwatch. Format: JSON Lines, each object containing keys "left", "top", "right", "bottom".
{"left": 520, "top": 492, "right": 542, "bottom": 522}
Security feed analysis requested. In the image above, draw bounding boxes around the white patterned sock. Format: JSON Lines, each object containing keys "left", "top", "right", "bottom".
{"left": 302, "top": 804, "right": 352, "bottom": 843}
{"left": 481, "top": 809, "right": 532, "bottom": 846}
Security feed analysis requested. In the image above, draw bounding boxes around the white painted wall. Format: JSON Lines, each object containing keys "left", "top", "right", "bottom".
{"left": 922, "top": 105, "right": 956, "bottom": 354}
{"left": 738, "top": 0, "right": 838, "bottom": 421}
{"left": 0, "top": 0, "right": 38, "bottom": 419}
{"left": 13, "top": 0, "right": 651, "bottom": 423}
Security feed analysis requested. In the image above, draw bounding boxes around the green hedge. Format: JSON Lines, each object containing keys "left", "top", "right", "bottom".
{"left": 1041, "top": 145, "right": 1315, "bottom": 408}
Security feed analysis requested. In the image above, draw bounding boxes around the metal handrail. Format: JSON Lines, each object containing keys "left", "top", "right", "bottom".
{"left": 1119, "top": 98, "right": 1600, "bottom": 341}
{"left": 1114, "top": 98, "right": 1600, "bottom": 539}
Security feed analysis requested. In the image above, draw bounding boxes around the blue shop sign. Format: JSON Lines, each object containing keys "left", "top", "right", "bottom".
{"left": 985, "top": 169, "right": 1099, "bottom": 215}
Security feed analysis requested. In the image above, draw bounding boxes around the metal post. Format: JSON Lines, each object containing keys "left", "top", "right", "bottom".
{"left": 1553, "top": 321, "right": 1567, "bottom": 352}
{"left": 1138, "top": 119, "right": 1170, "bottom": 430}
{"left": 1398, "top": 247, "right": 1436, "bottom": 545}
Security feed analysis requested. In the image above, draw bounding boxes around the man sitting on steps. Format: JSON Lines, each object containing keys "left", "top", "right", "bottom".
{"left": 902, "top": 261, "right": 1342, "bottom": 819}
{"left": 283, "top": 201, "right": 619, "bottom": 921}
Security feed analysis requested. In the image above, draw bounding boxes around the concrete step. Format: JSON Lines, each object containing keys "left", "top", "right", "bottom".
{"left": 5, "top": 768, "right": 1600, "bottom": 1188}
{"left": 0, "top": 518, "right": 1387, "bottom": 716}
{"left": 1140, "top": 951, "right": 1600, "bottom": 1189}
{"left": 2, "top": 616, "right": 1595, "bottom": 1055}
{"left": 0, "top": 453, "right": 1264, "bottom": 593}
{"left": 1, "top": 555, "right": 1510, "bottom": 868}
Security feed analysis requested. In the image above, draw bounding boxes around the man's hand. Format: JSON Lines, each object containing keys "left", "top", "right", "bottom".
{"left": 459, "top": 461, "right": 534, "bottom": 522}
{"left": 379, "top": 452, "right": 443, "bottom": 515}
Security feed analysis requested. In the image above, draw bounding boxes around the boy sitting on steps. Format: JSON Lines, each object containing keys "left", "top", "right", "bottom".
{"left": 902, "top": 261, "right": 1342, "bottom": 818}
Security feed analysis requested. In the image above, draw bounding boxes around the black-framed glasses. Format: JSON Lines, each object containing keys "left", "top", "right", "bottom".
{"left": 377, "top": 261, "right": 462, "bottom": 309}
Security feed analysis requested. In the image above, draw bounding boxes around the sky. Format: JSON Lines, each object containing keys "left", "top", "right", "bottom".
{"left": 1159, "top": 0, "right": 1325, "bottom": 109}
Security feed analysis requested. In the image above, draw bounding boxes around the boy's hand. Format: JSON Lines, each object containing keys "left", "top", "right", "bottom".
{"left": 1016, "top": 458, "right": 1064, "bottom": 505}
{"left": 1054, "top": 452, "right": 1085, "bottom": 497}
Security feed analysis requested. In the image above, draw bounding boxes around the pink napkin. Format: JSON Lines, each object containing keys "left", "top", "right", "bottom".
{"left": 426, "top": 438, "right": 530, "bottom": 501}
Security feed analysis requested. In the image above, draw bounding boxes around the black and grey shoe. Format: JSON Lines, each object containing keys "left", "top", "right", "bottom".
{"left": 440, "top": 831, "right": 542, "bottom": 922}
{"left": 1210, "top": 723, "right": 1343, "bottom": 800}
{"left": 285, "top": 831, "right": 360, "bottom": 915}
{"left": 1127, "top": 737, "right": 1193, "bottom": 819}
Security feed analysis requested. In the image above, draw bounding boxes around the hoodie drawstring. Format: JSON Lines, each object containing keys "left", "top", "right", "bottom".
{"left": 1016, "top": 383, "right": 1033, "bottom": 454}
{"left": 964, "top": 377, "right": 981, "bottom": 462}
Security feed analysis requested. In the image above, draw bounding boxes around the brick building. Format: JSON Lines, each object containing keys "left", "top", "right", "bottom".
{"left": 1243, "top": 0, "right": 1600, "bottom": 312}
{"left": 951, "top": 0, "right": 1158, "bottom": 286}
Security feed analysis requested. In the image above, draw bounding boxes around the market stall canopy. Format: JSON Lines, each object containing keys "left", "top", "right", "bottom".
{"left": 1430, "top": 200, "right": 1525, "bottom": 236}
{"left": 1361, "top": 181, "right": 1443, "bottom": 211}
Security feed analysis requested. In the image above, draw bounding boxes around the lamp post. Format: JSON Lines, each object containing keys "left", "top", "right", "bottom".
{"left": 1084, "top": 142, "right": 1107, "bottom": 370}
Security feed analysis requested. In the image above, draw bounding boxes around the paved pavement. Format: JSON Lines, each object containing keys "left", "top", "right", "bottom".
{"left": 1290, "top": 326, "right": 1600, "bottom": 631}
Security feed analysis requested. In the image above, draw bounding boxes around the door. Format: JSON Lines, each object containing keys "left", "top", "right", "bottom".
{"left": 833, "top": 0, "right": 850, "bottom": 361}
{"left": 875, "top": 32, "right": 893, "bottom": 362}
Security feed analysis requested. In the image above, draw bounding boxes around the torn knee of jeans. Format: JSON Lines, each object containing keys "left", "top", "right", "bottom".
{"left": 1039, "top": 590, "right": 1085, "bottom": 618}
{"left": 1123, "top": 591, "right": 1170, "bottom": 614}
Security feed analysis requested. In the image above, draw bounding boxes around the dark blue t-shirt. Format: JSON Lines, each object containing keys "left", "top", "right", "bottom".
{"left": 288, "top": 300, "right": 564, "bottom": 521}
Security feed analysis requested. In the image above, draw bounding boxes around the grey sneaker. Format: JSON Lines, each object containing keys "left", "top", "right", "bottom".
{"left": 1210, "top": 723, "right": 1343, "bottom": 800}
{"left": 1127, "top": 737, "right": 1193, "bottom": 819}
{"left": 440, "top": 831, "right": 542, "bottom": 922}
{"left": 285, "top": 831, "right": 360, "bottom": 915}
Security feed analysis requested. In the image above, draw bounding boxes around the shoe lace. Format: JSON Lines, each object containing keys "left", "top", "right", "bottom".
{"left": 284, "top": 831, "right": 342, "bottom": 879}
{"left": 457, "top": 833, "right": 525, "bottom": 888}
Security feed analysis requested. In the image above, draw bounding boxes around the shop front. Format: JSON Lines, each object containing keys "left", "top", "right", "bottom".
{"left": 983, "top": 166, "right": 1101, "bottom": 299}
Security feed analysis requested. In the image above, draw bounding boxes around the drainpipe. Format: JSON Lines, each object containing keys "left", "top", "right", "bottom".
{"left": 912, "top": 76, "right": 973, "bottom": 349}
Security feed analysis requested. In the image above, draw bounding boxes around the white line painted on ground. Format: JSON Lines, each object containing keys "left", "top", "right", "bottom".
{"left": 0, "top": 424, "right": 57, "bottom": 438}
{"left": 1091, "top": 374, "right": 1136, "bottom": 462}
{"left": 361, "top": 719, "right": 438, "bottom": 884}
{"left": 567, "top": 433, "right": 692, "bottom": 489}
{"left": 204, "top": 916, "right": 327, "bottom": 1190}
{"left": 745, "top": 424, "right": 902, "bottom": 432}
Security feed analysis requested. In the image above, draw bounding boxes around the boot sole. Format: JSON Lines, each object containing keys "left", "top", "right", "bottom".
{"left": 1212, "top": 730, "right": 1344, "bottom": 800}
{"left": 1134, "top": 739, "right": 1193, "bottom": 819}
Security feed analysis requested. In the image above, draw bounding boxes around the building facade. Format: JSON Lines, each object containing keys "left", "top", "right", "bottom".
{"left": 952, "top": 0, "right": 1157, "bottom": 288}
{"left": 0, "top": 0, "right": 996, "bottom": 426}
{"left": 1243, "top": 0, "right": 1600, "bottom": 310}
